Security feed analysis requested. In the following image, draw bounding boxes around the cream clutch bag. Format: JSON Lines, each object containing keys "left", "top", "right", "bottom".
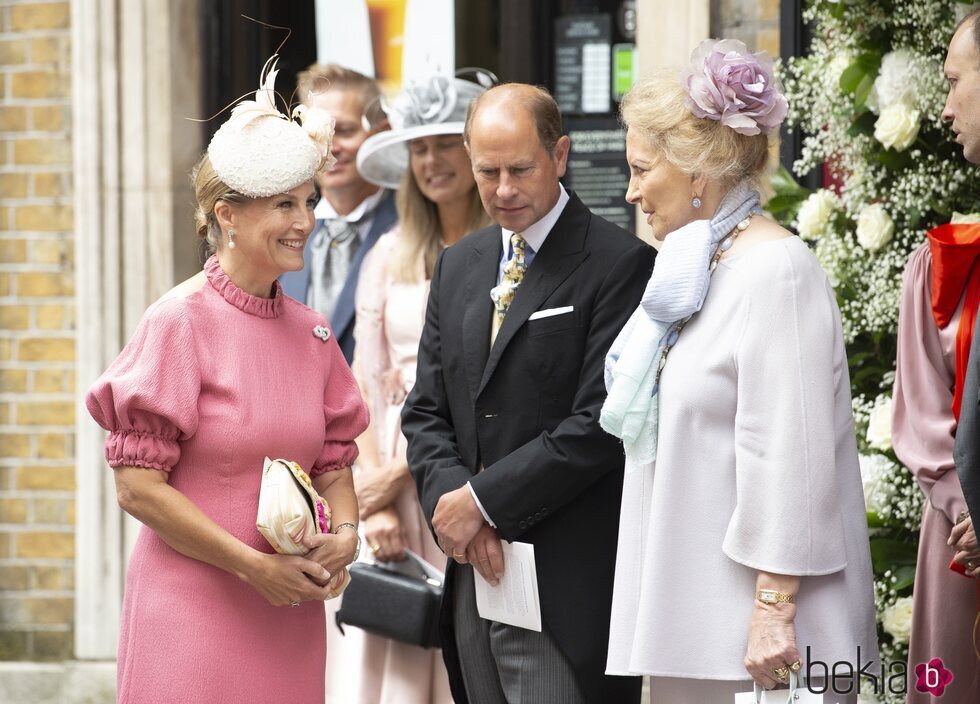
{"left": 256, "top": 457, "right": 331, "bottom": 556}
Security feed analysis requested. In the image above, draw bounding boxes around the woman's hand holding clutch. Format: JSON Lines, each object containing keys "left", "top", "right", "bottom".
{"left": 302, "top": 530, "right": 358, "bottom": 582}
{"left": 241, "top": 551, "right": 334, "bottom": 607}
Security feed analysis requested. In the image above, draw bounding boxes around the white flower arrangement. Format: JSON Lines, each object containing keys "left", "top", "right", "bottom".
{"left": 772, "top": 4, "right": 980, "bottom": 698}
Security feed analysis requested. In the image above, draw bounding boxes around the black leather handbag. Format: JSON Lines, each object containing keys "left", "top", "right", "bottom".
{"left": 335, "top": 552, "right": 443, "bottom": 649}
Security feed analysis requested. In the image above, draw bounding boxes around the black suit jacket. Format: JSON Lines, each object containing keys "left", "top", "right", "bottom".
{"left": 402, "top": 194, "right": 655, "bottom": 703}
{"left": 954, "top": 314, "right": 980, "bottom": 522}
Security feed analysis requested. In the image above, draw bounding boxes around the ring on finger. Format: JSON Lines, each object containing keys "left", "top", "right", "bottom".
{"left": 789, "top": 660, "right": 802, "bottom": 672}
{"left": 452, "top": 551, "right": 465, "bottom": 558}
{"left": 370, "top": 543, "right": 381, "bottom": 554}
{"left": 773, "top": 666, "right": 790, "bottom": 682}
{"left": 290, "top": 600, "right": 300, "bottom": 607}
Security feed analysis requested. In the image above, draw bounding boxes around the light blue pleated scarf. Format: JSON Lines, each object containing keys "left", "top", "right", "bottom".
{"left": 601, "top": 181, "right": 760, "bottom": 469}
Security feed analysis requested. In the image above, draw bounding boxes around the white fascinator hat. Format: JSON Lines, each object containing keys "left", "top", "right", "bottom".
{"left": 356, "top": 70, "right": 495, "bottom": 189}
{"left": 207, "top": 55, "right": 336, "bottom": 198}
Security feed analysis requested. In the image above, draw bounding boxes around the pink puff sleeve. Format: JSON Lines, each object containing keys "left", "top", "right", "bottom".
{"left": 85, "top": 298, "right": 201, "bottom": 472}
{"left": 311, "top": 333, "right": 370, "bottom": 476}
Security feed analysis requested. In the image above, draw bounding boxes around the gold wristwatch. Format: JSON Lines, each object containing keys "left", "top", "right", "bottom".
{"left": 756, "top": 589, "right": 795, "bottom": 605}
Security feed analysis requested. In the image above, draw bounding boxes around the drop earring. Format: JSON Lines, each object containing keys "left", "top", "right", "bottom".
{"left": 692, "top": 196, "right": 702, "bottom": 209}
{"left": 227, "top": 229, "right": 236, "bottom": 249}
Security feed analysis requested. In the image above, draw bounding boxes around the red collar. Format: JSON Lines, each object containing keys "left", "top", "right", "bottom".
{"left": 927, "top": 223, "right": 980, "bottom": 329}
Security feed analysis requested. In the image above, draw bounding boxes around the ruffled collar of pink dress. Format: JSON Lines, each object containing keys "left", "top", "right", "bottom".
{"left": 204, "top": 255, "right": 284, "bottom": 319}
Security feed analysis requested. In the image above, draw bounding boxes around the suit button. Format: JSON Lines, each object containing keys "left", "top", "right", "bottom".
{"left": 519, "top": 520, "right": 527, "bottom": 530}
{"left": 534, "top": 512, "right": 542, "bottom": 521}
{"left": 541, "top": 508, "right": 548, "bottom": 517}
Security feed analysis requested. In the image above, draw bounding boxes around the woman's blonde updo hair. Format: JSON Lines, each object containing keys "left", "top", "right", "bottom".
{"left": 620, "top": 69, "right": 771, "bottom": 188}
{"left": 191, "top": 153, "right": 249, "bottom": 253}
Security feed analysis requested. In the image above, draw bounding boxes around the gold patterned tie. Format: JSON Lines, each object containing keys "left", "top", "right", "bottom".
{"left": 490, "top": 233, "right": 528, "bottom": 335}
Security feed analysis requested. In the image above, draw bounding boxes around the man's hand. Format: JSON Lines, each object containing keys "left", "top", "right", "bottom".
{"left": 949, "top": 516, "right": 980, "bottom": 577}
{"left": 433, "top": 486, "right": 485, "bottom": 563}
{"left": 466, "top": 524, "right": 505, "bottom": 586}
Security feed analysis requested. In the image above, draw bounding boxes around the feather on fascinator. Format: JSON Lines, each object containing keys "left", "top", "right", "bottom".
{"left": 208, "top": 55, "right": 336, "bottom": 198}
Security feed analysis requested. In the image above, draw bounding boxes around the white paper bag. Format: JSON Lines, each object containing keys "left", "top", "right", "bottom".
{"left": 734, "top": 673, "right": 824, "bottom": 703}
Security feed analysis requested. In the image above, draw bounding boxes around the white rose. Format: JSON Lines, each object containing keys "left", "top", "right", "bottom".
{"left": 872, "top": 49, "right": 918, "bottom": 112}
{"left": 866, "top": 395, "right": 894, "bottom": 451}
{"left": 856, "top": 204, "right": 895, "bottom": 252}
{"left": 874, "top": 104, "right": 921, "bottom": 152}
{"left": 796, "top": 190, "right": 837, "bottom": 240}
{"left": 858, "top": 453, "right": 894, "bottom": 513}
{"left": 882, "top": 596, "right": 913, "bottom": 644}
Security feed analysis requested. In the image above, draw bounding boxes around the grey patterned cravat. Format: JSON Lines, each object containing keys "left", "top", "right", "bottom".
{"left": 308, "top": 218, "right": 362, "bottom": 320}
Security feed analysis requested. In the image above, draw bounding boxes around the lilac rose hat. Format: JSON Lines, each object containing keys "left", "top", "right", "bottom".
{"left": 682, "top": 38, "right": 788, "bottom": 136}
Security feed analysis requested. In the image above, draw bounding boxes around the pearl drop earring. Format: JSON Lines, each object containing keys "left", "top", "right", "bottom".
{"left": 692, "top": 197, "right": 702, "bottom": 209}
{"left": 227, "top": 229, "right": 236, "bottom": 249}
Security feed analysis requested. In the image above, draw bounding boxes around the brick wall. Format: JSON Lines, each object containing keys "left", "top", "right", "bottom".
{"left": 713, "top": 0, "right": 781, "bottom": 57}
{"left": 0, "top": 0, "right": 75, "bottom": 661}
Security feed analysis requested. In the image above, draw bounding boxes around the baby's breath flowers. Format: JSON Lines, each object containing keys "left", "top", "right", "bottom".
{"left": 771, "top": 4, "right": 980, "bottom": 700}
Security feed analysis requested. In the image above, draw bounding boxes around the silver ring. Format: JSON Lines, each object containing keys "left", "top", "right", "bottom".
{"left": 290, "top": 600, "right": 300, "bottom": 607}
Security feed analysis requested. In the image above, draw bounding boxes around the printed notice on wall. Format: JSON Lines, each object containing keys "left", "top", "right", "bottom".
{"left": 554, "top": 14, "right": 612, "bottom": 115}
{"left": 564, "top": 117, "right": 634, "bottom": 233}
{"left": 474, "top": 541, "right": 542, "bottom": 632}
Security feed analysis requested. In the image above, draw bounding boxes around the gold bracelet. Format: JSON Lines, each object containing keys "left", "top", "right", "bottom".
{"left": 332, "top": 522, "right": 359, "bottom": 562}
{"left": 757, "top": 589, "right": 795, "bottom": 605}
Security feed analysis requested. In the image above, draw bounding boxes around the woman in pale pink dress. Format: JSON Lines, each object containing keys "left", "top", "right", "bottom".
{"left": 892, "top": 220, "right": 980, "bottom": 703}
{"left": 321, "top": 74, "right": 490, "bottom": 704}
{"left": 85, "top": 57, "right": 368, "bottom": 703}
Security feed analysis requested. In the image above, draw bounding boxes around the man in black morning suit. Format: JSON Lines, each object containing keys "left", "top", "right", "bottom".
{"left": 401, "top": 84, "right": 655, "bottom": 703}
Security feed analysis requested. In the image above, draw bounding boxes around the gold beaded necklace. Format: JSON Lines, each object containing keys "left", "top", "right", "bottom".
{"left": 654, "top": 214, "right": 754, "bottom": 385}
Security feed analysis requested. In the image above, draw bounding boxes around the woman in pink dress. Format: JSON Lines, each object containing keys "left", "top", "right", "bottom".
{"left": 320, "top": 74, "right": 490, "bottom": 704}
{"left": 85, "top": 57, "right": 368, "bottom": 704}
{"left": 892, "top": 218, "right": 980, "bottom": 703}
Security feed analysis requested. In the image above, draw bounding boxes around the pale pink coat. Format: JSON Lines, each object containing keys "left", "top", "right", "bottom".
{"left": 893, "top": 243, "right": 980, "bottom": 703}
{"left": 86, "top": 256, "right": 369, "bottom": 704}
{"left": 323, "top": 229, "right": 454, "bottom": 704}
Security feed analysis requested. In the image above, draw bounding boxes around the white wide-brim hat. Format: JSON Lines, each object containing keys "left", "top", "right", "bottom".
{"left": 357, "top": 75, "right": 487, "bottom": 189}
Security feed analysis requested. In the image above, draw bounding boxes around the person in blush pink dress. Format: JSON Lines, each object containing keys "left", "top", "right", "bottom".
{"left": 892, "top": 227, "right": 980, "bottom": 703}
{"left": 891, "top": 15, "right": 980, "bottom": 703}
{"left": 317, "top": 74, "right": 490, "bottom": 704}
{"left": 84, "top": 56, "right": 368, "bottom": 704}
